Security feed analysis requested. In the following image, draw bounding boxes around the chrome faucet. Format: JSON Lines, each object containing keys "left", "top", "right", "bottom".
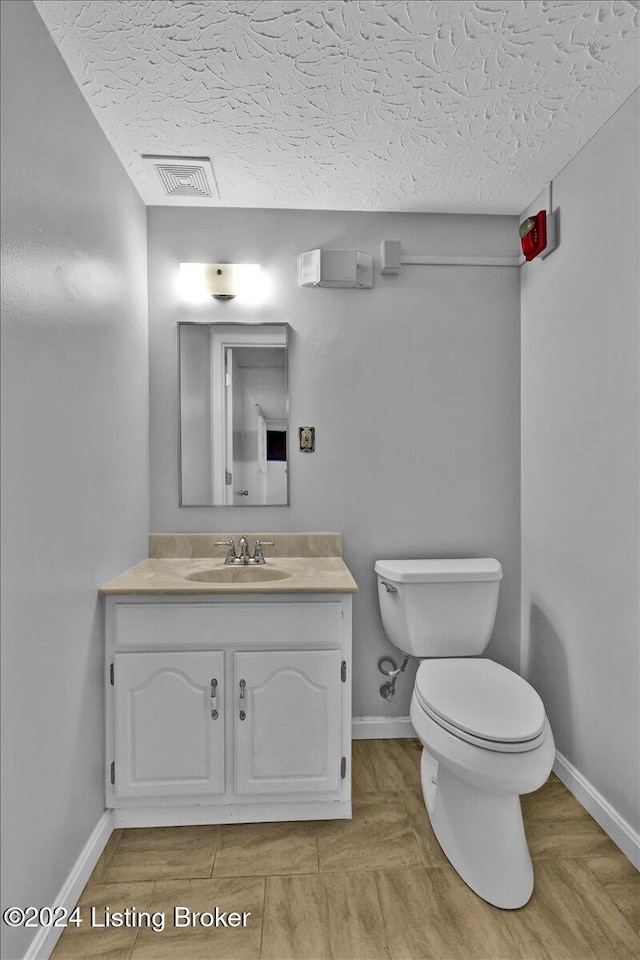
{"left": 215, "top": 540, "right": 237, "bottom": 564}
{"left": 252, "top": 539, "right": 274, "bottom": 564}
{"left": 215, "top": 537, "right": 275, "bottom": 565}
{"left": 238, "top": 536, "right": 251, "bottom": 562}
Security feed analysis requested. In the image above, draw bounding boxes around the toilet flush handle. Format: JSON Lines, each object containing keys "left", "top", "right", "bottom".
{"left": 380, "top": 580, "right": 398, "bottom": 593}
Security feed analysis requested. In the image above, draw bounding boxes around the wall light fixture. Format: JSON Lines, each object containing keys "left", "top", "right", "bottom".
{"left": 177, "top": 262, "right": 266, "bottom": 305}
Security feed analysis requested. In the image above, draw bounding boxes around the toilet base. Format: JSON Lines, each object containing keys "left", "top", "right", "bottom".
{"left": 421, "top": 748, "right": 534, "bottom": 909}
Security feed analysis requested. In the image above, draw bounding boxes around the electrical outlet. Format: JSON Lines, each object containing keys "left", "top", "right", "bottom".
{"left": 298, "top": 426, "right": 315, "bottom": 453}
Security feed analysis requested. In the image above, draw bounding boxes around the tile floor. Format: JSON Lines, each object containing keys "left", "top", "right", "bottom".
{"left": 51, "top": 739, "right": 639, "bottom": 960}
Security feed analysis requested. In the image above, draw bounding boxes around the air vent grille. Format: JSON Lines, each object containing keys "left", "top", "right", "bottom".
{"left": 156, "top": 163, "right": 210, "bottom": 197}
{"left": 142, "top": 155, "right": 219, "bottom": 199}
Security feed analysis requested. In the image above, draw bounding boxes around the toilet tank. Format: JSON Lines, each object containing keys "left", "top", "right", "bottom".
{"left": 375, "top": 558, "right": 502, "bottom": 658}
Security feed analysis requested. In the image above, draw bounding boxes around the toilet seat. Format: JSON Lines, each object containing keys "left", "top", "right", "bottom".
{"left": 414, "top": 658, "right": 548, "bottom": 754}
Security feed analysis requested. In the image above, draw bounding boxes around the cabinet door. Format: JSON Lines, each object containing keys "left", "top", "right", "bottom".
{"left": 234, "top": 650, "right": 342, "bottom": 795}
{"left": 114, "top": 652, "right": 224, "bottom": 799}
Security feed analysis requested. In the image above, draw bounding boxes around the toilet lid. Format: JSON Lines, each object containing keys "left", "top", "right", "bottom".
{"left": 414, "top": 659, "right": 546, "bottom": 744}
{"left": 374, "top": 558, "right": 502, "bottom": 582}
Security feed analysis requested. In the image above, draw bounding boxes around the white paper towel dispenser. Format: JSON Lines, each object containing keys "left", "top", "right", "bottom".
{"left": 299, "top": 249, "right": 373, "bottom": 288}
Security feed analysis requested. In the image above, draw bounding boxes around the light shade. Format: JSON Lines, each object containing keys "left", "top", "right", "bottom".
{"left": 205, "top": 263, "right": 240, "bottom": 300}
{"left": 177, "top": 263, "right": 265, "bottom": 305}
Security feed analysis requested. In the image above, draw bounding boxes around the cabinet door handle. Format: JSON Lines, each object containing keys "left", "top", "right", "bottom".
{"left": 239, "top": 679, "right": 246, "bottom": 721}
{"left": 210, "top": 678, "right": 218, "bottom": 720}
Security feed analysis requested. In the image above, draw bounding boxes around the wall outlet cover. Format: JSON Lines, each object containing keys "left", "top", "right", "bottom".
{"left": 380, "top": 240, "right": 402, "bottom": 274}
{"left": 298, "top": 427, "right": 315, "bottom": 452}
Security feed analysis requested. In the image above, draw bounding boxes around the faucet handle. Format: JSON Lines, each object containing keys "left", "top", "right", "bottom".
{"left": 215, "top": 540, "right": 237, "bottom": 563}
{"left": 252, "top": 539, "right": 275, "bottom": 564}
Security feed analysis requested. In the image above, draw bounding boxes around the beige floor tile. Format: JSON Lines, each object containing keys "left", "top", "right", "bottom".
{"left": 376, "top": 865, "right": 522, "bottom": 960}
{"left": 51, "top": 929, "right": 135, "bottom": 960}
{"left": 50, "top": 881, "right": 154, "bottom": 960}
{"left": 526, "top": 811, "right": 620, "bottom": 860}
{"left": 505, "top": 859, "right": 640, "bottom": 960}
{"left": 130, "top": 876, "right": 264, "bottom": 960}
{"left": 113, "top": 825, "right": 220, "bottom": 852}
{"left": 400, "top": 786, "right": 449, "bottom": 868}
{"left": 90, "top": 829, "right": 124, "bottom": 883}
{"left": 52, "top": 742, "right": 639, "bottom": 960}
{"left": 351, "top": 739, "right": 380, "bottom": 795}
{"left": 521, "top": 777, "right": 595, "bottom": 823}
{"left": 520, "top": 777, "right": 622, "bottom": 861}
{"left": 103, "top": 825, "right": 220, "bottom": 882}
{"left": 352, "top": 738, "right": 422, "bottom": 796}
{"left": 213, "top": 821, "right": 318, "bottom": 877}
{"left": 586, "top": 855, "right": 640, "bottom": 935}
{"left": 262, "top": 872, "right": 389, "bottom": 960}
{"left": 317, "top": 793, "right": 422, "bottom": 874}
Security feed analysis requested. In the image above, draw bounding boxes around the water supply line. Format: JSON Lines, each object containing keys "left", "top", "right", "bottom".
{"left": 378, "top": 654, "right": 411, "bottom": 701}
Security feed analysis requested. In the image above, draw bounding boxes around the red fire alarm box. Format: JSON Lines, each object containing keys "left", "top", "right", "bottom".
{"left": 519, "top": 210, "right": 547, "bottom": 262}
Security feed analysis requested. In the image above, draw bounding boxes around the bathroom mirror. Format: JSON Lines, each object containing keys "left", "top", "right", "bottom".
{"left": 179, "top": 323, "right": 289, "bottom": 506}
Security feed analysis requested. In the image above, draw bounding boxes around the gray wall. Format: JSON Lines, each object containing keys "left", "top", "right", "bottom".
{"left": 521, "top": 90, "right": 640, "bottom": 836}
{"left": 148, "top": 207, "right": 521, "bottom": 717}
{"left": 0, "top": 3, "right": 150, "bottom": 958}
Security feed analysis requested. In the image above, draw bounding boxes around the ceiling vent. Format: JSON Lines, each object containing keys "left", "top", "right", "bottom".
{"left": 142, "top": 155, "right": 219, "bottom": 199}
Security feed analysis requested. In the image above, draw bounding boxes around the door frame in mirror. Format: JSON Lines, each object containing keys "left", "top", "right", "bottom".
{"left": 177, "top": 322, "right": 290, "bottom": 508}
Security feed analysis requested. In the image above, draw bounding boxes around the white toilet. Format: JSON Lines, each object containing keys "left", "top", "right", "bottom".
{"left": 375, "top": 557, "right": 555, "bottom": 909}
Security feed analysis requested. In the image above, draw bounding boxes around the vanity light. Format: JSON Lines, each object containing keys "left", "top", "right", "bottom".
{"left": 205, "top": 263, "right": 261, "bottom": 301}
{"left": 177, "top": 263, "right": 265, "bottom": 305}
{"left": 206, "top": 264, "right": 236, "bottom": 300}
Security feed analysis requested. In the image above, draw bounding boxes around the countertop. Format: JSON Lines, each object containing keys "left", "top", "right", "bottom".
{"left": 99, "top": 556, "right": 358, "bottom": 595}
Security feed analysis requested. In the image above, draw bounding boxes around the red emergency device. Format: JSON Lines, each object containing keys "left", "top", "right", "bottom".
{"left": 519, "top": 210, "right": 547, "bottom": 261}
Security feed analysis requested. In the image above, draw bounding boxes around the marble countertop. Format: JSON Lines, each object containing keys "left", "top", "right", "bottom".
{"left": 100, "top": 534, "right": 358, "bottom": 595}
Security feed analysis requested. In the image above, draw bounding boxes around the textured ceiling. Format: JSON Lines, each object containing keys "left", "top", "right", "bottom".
{"left": 35, "top": 0, "right": 640, "bottom": 213}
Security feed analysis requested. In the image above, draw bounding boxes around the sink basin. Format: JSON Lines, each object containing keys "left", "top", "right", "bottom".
{"left": 185, "top": 566, "right": 292, "bottom": 584}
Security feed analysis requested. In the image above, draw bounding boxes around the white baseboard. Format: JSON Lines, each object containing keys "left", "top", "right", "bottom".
{"left": 24, "top": 811, "right": 114, "bottom": 960}
{"left": 554, "top": 751, "right": 640, "bottom": 869}
{"left": 352, "top": 716, "right": 414, "bottom": 739}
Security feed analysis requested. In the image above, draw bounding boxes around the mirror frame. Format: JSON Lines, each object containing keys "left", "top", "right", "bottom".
{"left": 177, "top": 321, "right": 290, "bottom": 508}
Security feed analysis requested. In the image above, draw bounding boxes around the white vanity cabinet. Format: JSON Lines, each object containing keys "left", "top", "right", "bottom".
{"left": 104, "top": 594, "right": 352, "bottom": 827}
